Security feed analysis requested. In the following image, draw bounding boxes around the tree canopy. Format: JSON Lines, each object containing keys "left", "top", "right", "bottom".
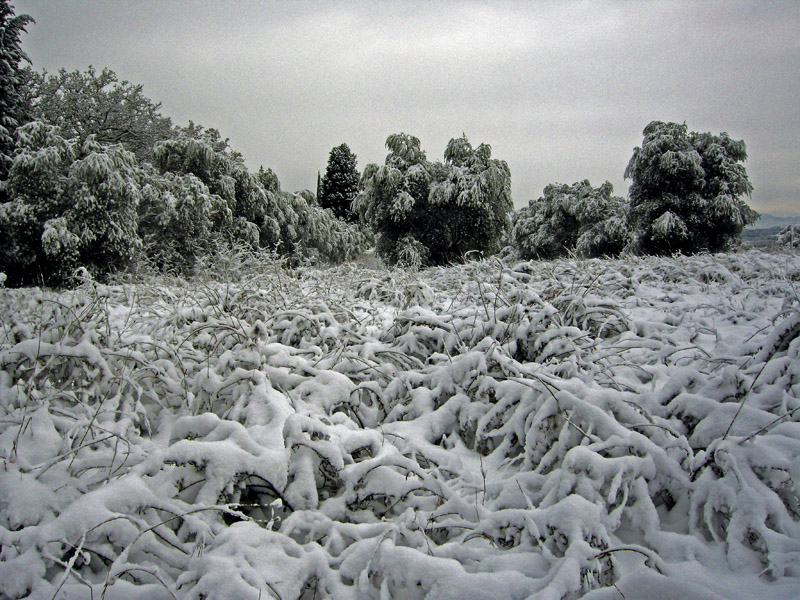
{"left": 354, "top": 133, "right": 512, "bottom": 268}
{"left": 625, "top": 120, "right": 758, "bottom": 254}
{"left": 24, "top": 66, "right": 174, "bottom": 163}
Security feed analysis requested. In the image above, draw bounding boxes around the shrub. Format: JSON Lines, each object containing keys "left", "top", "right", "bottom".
{"left": 279, "top": 189, "right": 370, "bottom": 264}
{"left": 512, "top": 180, "right": 630, "bottom": 259}
{"left": 138, "top": 170, "right": 230, "bottom": 273}
{"left": 0, "top": 121, "right": 141, "bottom": 286}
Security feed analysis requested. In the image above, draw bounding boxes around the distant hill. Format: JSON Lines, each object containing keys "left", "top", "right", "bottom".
{"left": 741, "top": 226, "right": 785, "bottom": 247}
{"left": 748, "top": 213, "right": 800, "bottom": 230}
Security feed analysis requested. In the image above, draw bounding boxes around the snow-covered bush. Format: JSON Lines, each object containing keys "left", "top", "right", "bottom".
{"left": 151, "top": 135, "right": 368, "bottom": 270}
{"left": 137, "top": 169, "right": 232, "bottom": 273}
{"left": 2, "top": 249, "right": 799, "bottom": 599}
{"left": 512, "top": 180, "right": 630, "bottom": 259}
{"left": 354, "top": 133, "right": 512, "bottom": 267}
{"left": 625, "top": 120, "right": 758, "bottom": 254}
{"left": 279, "top": 189, "right": 371, "bottom": 265}
{"left": 776, "top": 224, "right": 800, "bottom": 249}
{"left": 0, "top": 121, "right": 142, "bottom": 287}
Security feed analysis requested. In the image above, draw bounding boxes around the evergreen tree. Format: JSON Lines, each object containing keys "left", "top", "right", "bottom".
{"left": 318, "top": 143, "right": 360, "bottom": 222}
{"left": 0, "top": 0, "right": 33, "bottom": 180}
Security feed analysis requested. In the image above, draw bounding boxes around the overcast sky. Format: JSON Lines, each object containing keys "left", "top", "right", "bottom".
{"left": 14, "top": 0, "right": 800, "bottom": 215}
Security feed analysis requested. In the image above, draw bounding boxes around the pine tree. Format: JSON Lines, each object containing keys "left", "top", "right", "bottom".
{"left": 318, "top": 143, "right": 360, "bottom": 222}
{"left": 0, "top": 0, "right": 33, "bottom": 180}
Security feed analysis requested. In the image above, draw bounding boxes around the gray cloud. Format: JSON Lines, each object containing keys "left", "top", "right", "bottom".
{"left": 14, "top": 0, "right": 800, "bottom": 214}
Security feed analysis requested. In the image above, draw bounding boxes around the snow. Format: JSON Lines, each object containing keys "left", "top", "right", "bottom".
{"left": 1, "top": 248, "right": 800, "bottom": 598}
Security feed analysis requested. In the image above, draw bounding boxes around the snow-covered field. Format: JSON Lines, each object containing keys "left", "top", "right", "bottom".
{"left": 1, "top": 249, "right": 800, "bottom": 599}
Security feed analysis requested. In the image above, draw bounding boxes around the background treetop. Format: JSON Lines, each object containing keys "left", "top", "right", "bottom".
{"left": 24, "top": 65, "right": 174, "bottom": 163}
{"left": 625, "top": 120, "right": 757, "bottom": 255}
{"left": 318, "top": 142, "right": 359, "bottom": 222}
{"left": 0, "top": 0, "right": 34, "bottom": 179}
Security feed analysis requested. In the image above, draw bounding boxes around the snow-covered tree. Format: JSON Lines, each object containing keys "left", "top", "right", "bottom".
{"left": 153, "top": 135, "right": 265, "bottom": 246}
{"left": 776, "top": 224, "right": 800, "bottom": 249}
{"left": 0, "top": 0, "right": 33, "bottom": 181}
{"left": 319, "top": 143, "right": 360, "bottom": 222}
{"left": 138, "top": 170, "right": 230, "bottom": 273}
{"left": 512, "top": 180, "right": 630, "bottom": 259}
{"left": 151, "top": 135, "right": 367, "bottom": 269}
{"left": 428, "top": 135, "right": 513, "bottom": 263}
{"left": 25, "top": 66, "right": 174, "bottom": 164}
{"left": 0, "top": 121, "right": 142, "bottom": 286}
{"left": 625, "top": 121, "right": 758, "bottom": 254}
{"left": 354, "top": 133, "right": 435, "bottom": 266}
{"left": 354, "top": 133, "right": 512, "bottom": 267}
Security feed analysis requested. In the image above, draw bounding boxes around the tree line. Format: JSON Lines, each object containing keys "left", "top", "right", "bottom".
{"left": 0, "top": 1, "right": 758, "bottom": 287}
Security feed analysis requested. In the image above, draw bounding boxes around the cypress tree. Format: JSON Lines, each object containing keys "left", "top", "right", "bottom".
{"left": 0, "top": 0, "right": 34, "bottom": 180}
{"left": 319, "top": 143, "right": 360, "bottom": 222}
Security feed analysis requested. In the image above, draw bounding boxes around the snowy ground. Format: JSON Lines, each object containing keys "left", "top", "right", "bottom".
{"left": 1, "top": 249, "right": 800, "bottom": 599}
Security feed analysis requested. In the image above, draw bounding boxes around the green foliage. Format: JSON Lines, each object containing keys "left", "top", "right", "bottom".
{"left": 152, "top": 134, "right": 270, "bottom": 256}
{"left": 0, "top": 0, "right": 33, "bottom": 180}
{"left": 0, "top": 121, "right": 142, "bottom": 286}
{"left": 512, "top": 180, "right": 630, "bottom": 259}
{"left": 319, "top": 143, "right": 360, "bottom": 222}
{"left": 138, "top": 170, "right": 230, "bottom": 273}
{"left": 625, "top": 121, "right": 758, "bottom": 254}
{"left": 776, "top": 224, "right": 800, "bottom": 249}
{"left": 25, "top": 65, "right": 174, "bottom": 164}
{"left": 151, "top": 134, "right": 367, "bottom": 270}
{"left": 0, "top": 48, "right": 365, "bottom": 282}
{"left": 354, "top": 133, "right": 512, "bottom": 267}
{"left": 0, "top": 119, "right": 367, "bottom": 284}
